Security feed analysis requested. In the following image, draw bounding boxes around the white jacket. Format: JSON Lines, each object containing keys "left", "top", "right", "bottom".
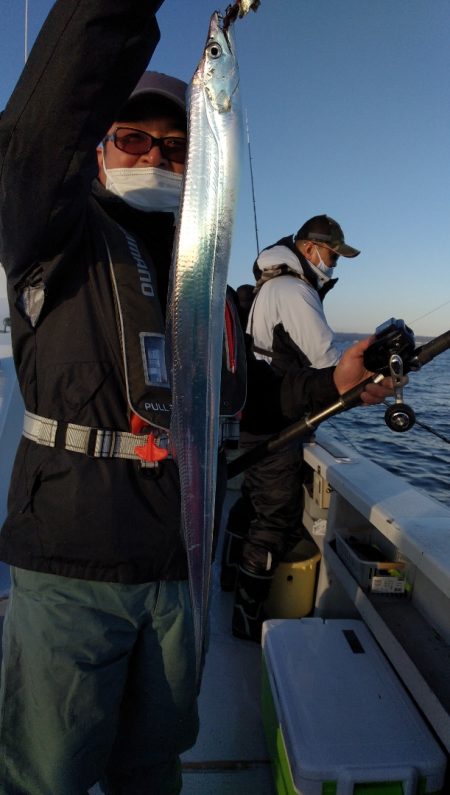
{"left": 247, "top": 243, "right": 340, "bottom": 370}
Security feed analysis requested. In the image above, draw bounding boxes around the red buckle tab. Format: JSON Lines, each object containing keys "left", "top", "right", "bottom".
{"left": 131, "top": 413, "right": 147, "bottom": 435}
{"left": 134, "top": 434, "right": 169, "bottom": 463}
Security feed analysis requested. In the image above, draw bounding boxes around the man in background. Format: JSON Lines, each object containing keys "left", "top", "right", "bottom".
{"left": 224, "top": 215, "right": 362, "bottom": 641}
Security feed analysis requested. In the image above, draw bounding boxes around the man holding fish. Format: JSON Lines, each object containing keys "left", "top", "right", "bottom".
{"left": 0, "top": 1, "right": 392, "bottom": 792}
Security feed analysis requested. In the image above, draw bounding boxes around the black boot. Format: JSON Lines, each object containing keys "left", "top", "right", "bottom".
{"left": 220, "top": 527, "right": 245, "bottom": 591}
{"left": 220, "top": 494, "right": 254, "bottom": 591}
{"left": 232, "top": 566, "right": 273, "bottom": 643}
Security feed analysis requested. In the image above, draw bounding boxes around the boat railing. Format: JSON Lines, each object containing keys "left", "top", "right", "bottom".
{"left": 303, "top": 428, "right": 450, "bottom": 755}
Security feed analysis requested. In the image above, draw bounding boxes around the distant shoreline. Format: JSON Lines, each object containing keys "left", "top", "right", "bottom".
{"left": 0, "top": 314, "right": 434, "bottom": 345}
{"left": 335, "top": 331, "right": 432, "bottom": 344}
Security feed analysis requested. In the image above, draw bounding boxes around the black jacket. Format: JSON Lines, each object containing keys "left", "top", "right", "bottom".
{"left": 0, "top": 0, "right": 245, "bottom": 583}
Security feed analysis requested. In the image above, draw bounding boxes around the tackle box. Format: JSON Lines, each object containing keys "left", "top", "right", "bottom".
{"left": 335, "top": 530, "right": 408, "bottom": 595}
{"left": 261, "top": 618, "right": 446, "bottom": 795}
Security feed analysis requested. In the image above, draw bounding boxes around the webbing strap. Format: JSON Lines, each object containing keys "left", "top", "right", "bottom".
{"left": 252, "top": 343, "right": 273, "bottom": 357}
{"left": 23, "top": 410, "right": 170, "bottom": 465}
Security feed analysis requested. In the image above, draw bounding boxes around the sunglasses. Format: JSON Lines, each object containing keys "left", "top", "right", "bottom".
{"left": 315, "top": 242, "right": 340, "bottom": 262}
{"left": 104, "top": 127, "right": 187, "bottom": 164}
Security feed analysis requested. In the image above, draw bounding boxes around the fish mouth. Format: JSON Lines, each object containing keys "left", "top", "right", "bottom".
{"left": 206, "top": 12, "right": 231, "bottom": 55}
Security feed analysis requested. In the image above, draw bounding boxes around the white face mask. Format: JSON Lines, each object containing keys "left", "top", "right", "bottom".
{"left": 309, "top": 245, "right": 335, "bottom": 285}
{"left": 103, "top": 155, "right": 183, "bottom": 215}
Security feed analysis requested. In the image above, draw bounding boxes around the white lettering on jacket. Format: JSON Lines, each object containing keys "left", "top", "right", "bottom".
{"left": 144, "top": 401, "right": 171, "bottom": 412}
{"left": 124, "top": 232, "right": 154, "bottom": 297}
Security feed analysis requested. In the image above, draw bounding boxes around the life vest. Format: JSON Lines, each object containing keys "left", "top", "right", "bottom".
{"left": 95, "top": 203, "right": 246, "bottom": 433}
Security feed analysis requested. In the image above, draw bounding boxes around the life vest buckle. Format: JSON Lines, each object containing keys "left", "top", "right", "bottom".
{"left": 134, "top": 433, "right": 170, "bottom": 464}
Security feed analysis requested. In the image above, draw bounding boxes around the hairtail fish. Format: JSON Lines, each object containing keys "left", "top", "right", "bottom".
{"left": 167, "top": 6, "right": 257, "bottom": 684}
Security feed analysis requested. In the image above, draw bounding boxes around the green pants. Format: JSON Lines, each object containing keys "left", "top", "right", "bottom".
{"left": 0, "top": 568, "right": 199, "bottom": 795}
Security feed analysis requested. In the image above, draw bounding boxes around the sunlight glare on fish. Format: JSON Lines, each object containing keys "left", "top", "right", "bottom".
{"left": 168, "top": 4, "right": 256, "bottom": 685}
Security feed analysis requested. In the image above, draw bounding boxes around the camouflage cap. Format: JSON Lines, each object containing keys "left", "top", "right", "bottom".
{"left": 295, "top": 214, "right": 360, "bottom": 258}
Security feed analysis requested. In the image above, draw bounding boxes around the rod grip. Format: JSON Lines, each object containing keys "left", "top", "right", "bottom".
{"left": 336, "top": 376, "right": 375, "bottom": 410}
{"left": 412, "top": 330, "right": 450, "bottom": 369}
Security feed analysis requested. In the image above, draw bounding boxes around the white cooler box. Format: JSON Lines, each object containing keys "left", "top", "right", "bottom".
{"left": 261, "top": 619, "right": 446, "bottom": 795}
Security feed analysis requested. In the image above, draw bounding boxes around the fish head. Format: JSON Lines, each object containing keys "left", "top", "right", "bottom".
{"left": 199, "top": 11, "right": 240, "bottom": 114}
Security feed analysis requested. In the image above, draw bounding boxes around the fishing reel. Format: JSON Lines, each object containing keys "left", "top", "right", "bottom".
{"left": 363, "top": 318, "right": 416, "bottom": 432}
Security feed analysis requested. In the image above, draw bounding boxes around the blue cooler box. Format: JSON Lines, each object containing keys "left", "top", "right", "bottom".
{"left": 261, "top": 618, "right": 446, "bottom": 795}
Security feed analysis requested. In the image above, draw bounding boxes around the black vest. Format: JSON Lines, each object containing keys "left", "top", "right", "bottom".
{"left": 94, "top": 203, "right": 246, "bottom": 432}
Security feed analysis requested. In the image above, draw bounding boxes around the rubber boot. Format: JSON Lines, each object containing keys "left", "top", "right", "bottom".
{"left": 232, "top": 566, "right": 273, "bottom": 643}
{"left": 220, "top": 527, "right": 245, "bottom": 591}
{"left": 220, "top": 493, "right": 254, "bottom": 591}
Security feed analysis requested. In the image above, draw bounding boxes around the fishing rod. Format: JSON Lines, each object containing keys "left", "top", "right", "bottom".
{"left": 24, "top": 0, "right": 29, "bottom": 63}
{"left": 227, "top": 320, "right": 450, "bottom": 480}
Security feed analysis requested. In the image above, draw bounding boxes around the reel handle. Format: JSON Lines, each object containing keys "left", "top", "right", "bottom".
{"left": 384, "top": 402, "right": 416, "bottom": 432}
{"left": 383, "top": 353, "right": 416, "bottom": 432}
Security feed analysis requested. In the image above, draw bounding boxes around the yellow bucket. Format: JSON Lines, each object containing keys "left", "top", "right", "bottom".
{"left": 265, "top": 539, "right": 321, "bottom": 619}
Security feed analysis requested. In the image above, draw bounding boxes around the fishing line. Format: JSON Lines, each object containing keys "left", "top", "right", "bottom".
{"left": 327, "top": 405, "right": 450, "bottom": 451}
{"left": 409, "top": 299, "right": 450, "bottom": 327}
{"left": 325, "top": 419, "right": 364, "bottom": 455}
{"left": 245, "top": 109, "right": 260, "bottom": 256}
{"left": 382, "top": 402, "right": 450, "bottom": 444}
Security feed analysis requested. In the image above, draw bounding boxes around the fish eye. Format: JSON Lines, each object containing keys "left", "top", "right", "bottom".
{"left": 207, "top": 42, "right": 222, "bottom": 59}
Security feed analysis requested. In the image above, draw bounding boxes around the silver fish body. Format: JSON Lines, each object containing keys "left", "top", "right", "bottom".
{"left": 168, "top": 11, "right": 243, "bottom": 682}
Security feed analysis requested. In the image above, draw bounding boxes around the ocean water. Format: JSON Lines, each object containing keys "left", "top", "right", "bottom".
{"left": 325, "top": 336, "right": 450, "bottom": 509}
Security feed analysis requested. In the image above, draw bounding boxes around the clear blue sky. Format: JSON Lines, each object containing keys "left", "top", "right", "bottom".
{"left": 1, "top": 0, "right": 449, "bottom": 337}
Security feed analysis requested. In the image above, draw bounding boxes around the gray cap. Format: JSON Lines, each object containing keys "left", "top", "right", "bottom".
{"left": 128, "top": 71, "right": 187, "bottom": 112}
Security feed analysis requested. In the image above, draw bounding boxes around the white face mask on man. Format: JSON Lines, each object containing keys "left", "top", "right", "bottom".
{"left": 307, "top": 245, "right": 335, "bottom": 286}
{"left": 102, "top": 152, "right": 183, "bottom": 215}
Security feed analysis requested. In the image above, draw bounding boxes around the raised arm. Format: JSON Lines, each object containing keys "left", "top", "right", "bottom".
{"left": 0, "top": 0, "right": 163, "bottom": 285}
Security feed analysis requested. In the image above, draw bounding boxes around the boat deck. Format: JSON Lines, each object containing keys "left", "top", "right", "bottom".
{"left": 177, "top": 547, "right": 274, "bottom": 794}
